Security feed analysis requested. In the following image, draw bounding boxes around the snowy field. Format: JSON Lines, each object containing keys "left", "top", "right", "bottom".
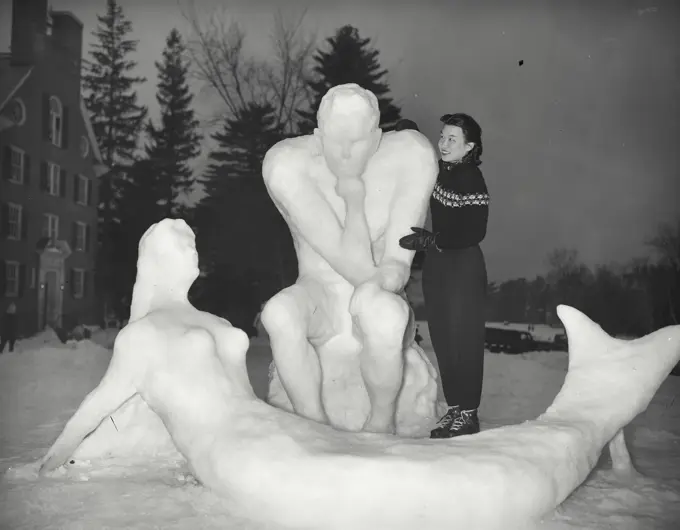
{"left": 1, "top": 327, "right": 679, "bottom": 529}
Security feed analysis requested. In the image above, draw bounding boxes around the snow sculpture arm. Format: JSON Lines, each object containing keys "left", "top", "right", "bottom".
{"left": 375, "top": 131, "right": 438, "bottom": 293}
{"left": 263, "top": 145, "right": 377, "bottom": 287}
{"left": 39, "top": 327, "right": 143, "bottom": 474}
{"left": 336, "top": 175, "right": 376, "bottom": 270}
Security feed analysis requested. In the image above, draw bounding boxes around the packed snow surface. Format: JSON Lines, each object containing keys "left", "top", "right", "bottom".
{"left": 1, "top": 327, "right": 679, "bottom": 529}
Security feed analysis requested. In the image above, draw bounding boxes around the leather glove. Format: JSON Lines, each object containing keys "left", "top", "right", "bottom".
{"left": 398, "top": 227, "right": 440, "bottom": 252}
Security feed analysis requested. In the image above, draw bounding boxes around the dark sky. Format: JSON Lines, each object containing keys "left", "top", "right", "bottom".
{"left": 2, "top": 0, "right": 678, "bottom": 282}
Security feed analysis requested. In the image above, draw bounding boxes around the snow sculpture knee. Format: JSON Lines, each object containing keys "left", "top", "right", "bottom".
{"left": 261, "top": 83, "right": 441, "bottom": 435}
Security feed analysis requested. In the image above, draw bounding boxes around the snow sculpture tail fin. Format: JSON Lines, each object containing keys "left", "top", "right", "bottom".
{"left": 556, "top": 304, "right": 626, "bottom": 370}
{"left": 544, "top": 305, "right": 680, "bottom": 430}
{"left": 557, "top": 304, "right": 680, "bottom": 379}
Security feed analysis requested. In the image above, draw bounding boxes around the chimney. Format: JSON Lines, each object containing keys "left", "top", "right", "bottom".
{"left": 10, "top": 0, "right": 50, "bottom": 66}
{"left": 51, "top": 12, "right": 84, "bottom": 72}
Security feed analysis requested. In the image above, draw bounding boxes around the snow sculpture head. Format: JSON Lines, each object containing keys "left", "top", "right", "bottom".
{"left": 315, "top": 83, "right": 382, "bottom": 179}
{"left": 138, "top": 218, "right": 199, "bottom": 284}
{"left": 129, "top": 219, "right": 200, "bottom": 321}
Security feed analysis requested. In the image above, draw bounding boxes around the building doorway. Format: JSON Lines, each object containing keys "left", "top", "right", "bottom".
{"left": 37, "top": 241, "right": 70, "bottom": 330}
{"left": 43, "top": 270, "right": 60, "bottom": 328}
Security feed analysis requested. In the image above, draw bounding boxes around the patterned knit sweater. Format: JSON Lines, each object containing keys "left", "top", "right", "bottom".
{"left": 430, "top": 159, "right": 489, "bottom": 250}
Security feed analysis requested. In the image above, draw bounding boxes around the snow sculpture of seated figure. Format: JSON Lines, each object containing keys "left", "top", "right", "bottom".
{"left": 262, "top": 83, "right": 440, "bottom": 435}
{"left": 38, "top": 219, "right": 680, "bottom": 529}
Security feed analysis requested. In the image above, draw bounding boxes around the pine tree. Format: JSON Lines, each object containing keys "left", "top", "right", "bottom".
{"left": 193, "top": 103, "right": 295, "bottom": 320}
{"left": 202, "top": 102, "right": 282, "bottom": 192}
{"left": 82, "top": 0, "right": 147, "bottom": 317}
{"left": 83, "top": 0, "right": 147, "bottom": 169}
{"left": 145, "top": 28, "right": 201, "bottom": 218}
{"left": 298, "top": 25, "right": 402, "bottom": 133}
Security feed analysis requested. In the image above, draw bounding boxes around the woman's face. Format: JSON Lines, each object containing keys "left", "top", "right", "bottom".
{"left": 438, "top": 125, "right": 474, "bottom": 162}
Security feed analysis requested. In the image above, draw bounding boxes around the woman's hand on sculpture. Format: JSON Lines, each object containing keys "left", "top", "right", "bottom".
{"left": 398, "top": 227, "right": 440, "bottom": 252}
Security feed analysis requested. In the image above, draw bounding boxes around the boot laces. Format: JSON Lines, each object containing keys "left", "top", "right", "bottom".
{"left": 435, "top": 406, "right": 460, "bottom": 429}
{"left": 452, "top": 409, "right": 476, "bottom": 429}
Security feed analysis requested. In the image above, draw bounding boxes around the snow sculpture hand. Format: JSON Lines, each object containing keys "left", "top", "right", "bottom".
{"left": 373, "top": 259, "right": 411, "bottom": 294}
{"left": 335, "top": 176, "right": 366, "bottom": 200}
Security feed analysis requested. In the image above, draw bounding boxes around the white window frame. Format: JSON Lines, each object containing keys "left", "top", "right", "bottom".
{"left": 49, "top": 96, "right": 63, "bottom": 147}
{"left": 48, "top": 162, "right": 60, "bottom": 196}
{"left": 9, "top": 146, "right": 25, "bottom": 184}
{"left": 76, "top": 175, "right": 89, "bottom": 205}
{"left": 5, "top": 261, "right": 20, "bottom": 297}
{"left": 75, "top": 221, "right": 88, "bottom": 251}
{"left": 8, "top": 98, "right": 26, "bottom": 127}
{"left": 73, "top": 268, "right": 85, "bottom": 299}
{"left": 43, "top": 213, "right": 59, "bottom": 240}
{"left": 80, "top": 136, "right": 90, "bottom": 158}
{"left": 7, "top": 202, "right": 22, "bottom": 240}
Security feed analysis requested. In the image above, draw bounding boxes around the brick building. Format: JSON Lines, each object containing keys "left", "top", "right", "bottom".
{"left": 0, "top": 0, "right": 107, "bottom": 336}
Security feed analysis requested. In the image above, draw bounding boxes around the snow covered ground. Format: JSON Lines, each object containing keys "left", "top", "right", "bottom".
{"left": 1, "top": 327, "right": 679, "bottom": 529}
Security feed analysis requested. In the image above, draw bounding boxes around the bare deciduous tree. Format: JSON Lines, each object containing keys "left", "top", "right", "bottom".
{"left": 646, "top": 217, "right": 680, "bottom": 325}
{"left": 647, "top": 217, "right": 680, "bottom": 270}
{"left": 544, "top": 248, "right": 582, "bottom": 284}
{"left": 181, "top": 2, "right": 315, "bottom": 135}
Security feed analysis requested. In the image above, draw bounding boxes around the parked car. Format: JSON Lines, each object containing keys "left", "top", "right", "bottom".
{"left": 485, "top": 327, "right": 536, "bottom": 354}
{"left": 552, "top": 333, "right": 568, "bottom": 351}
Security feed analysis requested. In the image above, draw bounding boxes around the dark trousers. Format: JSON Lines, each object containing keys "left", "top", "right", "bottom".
{"left": 422, "top": 244, "right": 487, "bottom": 410}
{"left": 0, "top": 336, "right": 16, "bottom": 353}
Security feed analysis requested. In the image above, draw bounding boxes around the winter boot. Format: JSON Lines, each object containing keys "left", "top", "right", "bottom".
{"left": 430, "top": 406, "right": 480, "bottom": 439}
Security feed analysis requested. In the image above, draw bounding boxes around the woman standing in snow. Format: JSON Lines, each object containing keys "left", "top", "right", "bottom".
{"left": 399, "top": 113, "right": 489, "bottom": 438}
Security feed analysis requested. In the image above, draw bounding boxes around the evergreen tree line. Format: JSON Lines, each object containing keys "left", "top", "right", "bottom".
{"left": 81, "top": 0, "right": 403, "bottom": 328}
{"left": 482, "top": 221, "right": 680, "bottom": 337}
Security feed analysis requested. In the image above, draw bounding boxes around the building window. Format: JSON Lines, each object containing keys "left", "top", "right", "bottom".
{"left": 49, "top": 96, "right": 63, "bottom": 147}
{"left": 43, "top": 213, "right": 59, "bottom": 240}
{"left": 7, "top": 203, "right": 22, "bottom": 240}
{"left": 72, "top": 268, "right": 86, "bottom": 299}
{"left": 29, "top": 267, "right": 36, "bottom": 289}
{"left": 9, "top": 147, "right": 24, "bottom": 184}
{"left": 75, "top": 222, "right": 88, "bottom": 251}
{"left": 8, "top": 98, "right": 26, "bottom": 127}
{"left": 80, "top": 136, "right": 90, "bottom": 158}
{"left": 48, "top": 162, "right": 61, "bottom": 195}
{"left": 4, "top": 261, "right": 19, "bottom": 297}
{"left": 46, "top": 11, "right": 53, "bottom": 36}
{"left": 76, "top": 175, "right": 89, "bottom": 205}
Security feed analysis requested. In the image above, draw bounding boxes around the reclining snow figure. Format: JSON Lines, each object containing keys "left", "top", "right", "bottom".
{"left": 262, "top": 83, "right": 441, "bottom": 435}
{"left": 39, "top": 217, "right": 680, "bottom": 530}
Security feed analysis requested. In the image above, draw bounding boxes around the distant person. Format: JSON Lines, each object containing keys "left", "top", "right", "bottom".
{"left": 1, "top": 303, "right": 18, "bottom": 353}
{"left": 395, "top": 118, "right": 420, "bottom": 132}
{"left": 399, "top": 113, "right": 489, "bottom": 438}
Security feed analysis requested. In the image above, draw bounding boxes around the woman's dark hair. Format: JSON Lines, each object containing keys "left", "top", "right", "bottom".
{"left": 440, "top": 113, "right": 483, "bottom": 165}
{"left": 395, "top": 118, "right": 420, "bottom": 132}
